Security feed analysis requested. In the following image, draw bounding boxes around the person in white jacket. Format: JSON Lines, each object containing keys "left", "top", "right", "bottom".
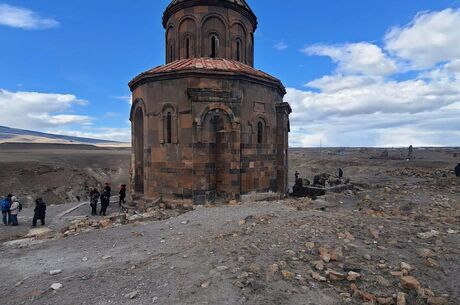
{"left": 9, "top": 196, "right": 20, "bottom": 226}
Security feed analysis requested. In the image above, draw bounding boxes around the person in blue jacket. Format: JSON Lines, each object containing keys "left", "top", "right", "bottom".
{"left": 1, "top": 194, "right": 13, "bottom": 225}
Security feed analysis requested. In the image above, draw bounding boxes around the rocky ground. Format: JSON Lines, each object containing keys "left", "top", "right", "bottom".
{"left": 0, "top": 147, "right": 459, "bottom": 305}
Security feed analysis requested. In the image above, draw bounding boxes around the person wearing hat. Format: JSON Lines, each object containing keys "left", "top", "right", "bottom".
{"left": 9, "top": 196, "right": 21, "bottom": 226}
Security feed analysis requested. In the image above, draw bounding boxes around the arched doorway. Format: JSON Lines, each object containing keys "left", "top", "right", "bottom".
{"left": 134, "top": 108, "right": 144, "bottom": 193}
{"left": 203, "top": 109, "right": 233, "bottom": 202}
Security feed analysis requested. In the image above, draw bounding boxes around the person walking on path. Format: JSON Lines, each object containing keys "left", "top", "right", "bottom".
{"left": 1, "top": 194, "right": 13, "bottom": 225}
{"left": 32, "top": 198, "right": 46, "bottom": 227}
{"left": 99, "top": 189, "right": 110, "bottom": 216}
{"left": 119, "top": 184, "right": 127, "bottom": 207}
{"left": 89, "top": 188, "right": 100, "bottom": 216}
{"left": 9, "top": 196, "right": 21, "bottom": 226}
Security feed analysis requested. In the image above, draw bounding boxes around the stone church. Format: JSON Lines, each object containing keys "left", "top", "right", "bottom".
{"left": 129, "top": 0, "right": 291, "bottom": 204}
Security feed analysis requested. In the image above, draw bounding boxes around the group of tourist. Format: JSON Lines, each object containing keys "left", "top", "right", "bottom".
{"left": 1, "top": 194, "right": 46, "bottom": 227}
{"left": 89, "top": 183, "right": 127, "bottom": 216}
{"left": 1, "top": 183, "right": 128, "bottom": 227}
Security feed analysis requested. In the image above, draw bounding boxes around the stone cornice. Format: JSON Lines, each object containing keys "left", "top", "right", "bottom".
{"left": 129, "top": 69, "right": 286, "bottom": 96}
{"left": 163, "top": 0, "right": 258, "bottom": 30}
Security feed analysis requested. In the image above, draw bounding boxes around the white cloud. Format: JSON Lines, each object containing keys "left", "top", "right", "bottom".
{"left": 293, "top": 8, "right": 460, "bottom": 147}
{"left": 114, "top": 95, "right": 132, "bottom": 104}
{"left": 0, "top": 89, "right": 92, "bottom": 130}
{"left": 385, "top": 8, "right": 460, "bottom": 69}
{"left": 274, "top": 41, "right": 288, "bottom": 51}
{"left": 303, "top": 42, "right": 398, "bottom": 76}
{"left": 0, "top": 3, "right": 59, "bottom": 30}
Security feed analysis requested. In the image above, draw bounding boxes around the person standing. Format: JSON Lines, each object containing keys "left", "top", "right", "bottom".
{"left": 9, "top": 196, "right": 21, "bottom": 226}
{"left": 104, "top": 183, "right": 112, "bottom": 198}
{"left": 119, "top": 184, "right": 127, "bottom": 207}
{"left": 89, "top": 188, "right": 100, "bottom": 216}
{"left": 99, "top": 190, "right": 110, "bottom": 216}
{"left": 1, "top": 194, "right": 12, "bottom": 225}
{"left": 32, "top": 198, "right": 46, "bottom": 227}
{"left": 455, "top": 163, "right": 460, "bottom": 177}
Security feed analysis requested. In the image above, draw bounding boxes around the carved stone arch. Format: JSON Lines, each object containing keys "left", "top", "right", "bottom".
{"left": 130, "top": 98, "right": 146, "bottom": 122}
{"left": 178, "top": 16, "right": 198, "bottom": 59}
{"left": 166, "top": 24, "right": 177, "bottom": 62}
{"left": 255, "top": 114, "right": 269, "bottom": 144}
{"left": 195, "top": 104, "right": 239, "bottom": 143}
{"left": 195, "top": 103, "right": 237, "bottom": 127}
{"left": 201, "top": 13, "right": 228, "bottom": 57}
{"left": 230, "top": 21, "right": 247, "bottom": 63}
{"left": 160, "top": 103, "right": 178, "bottom": 144}
{"left": 132, "top": 100, "right": 146, "bottom": 193}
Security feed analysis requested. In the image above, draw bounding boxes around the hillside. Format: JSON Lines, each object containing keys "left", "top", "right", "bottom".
{"left": 0, "top": 126, "right": 125, "bottom": 146}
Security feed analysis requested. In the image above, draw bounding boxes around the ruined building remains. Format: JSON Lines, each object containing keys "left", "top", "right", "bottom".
{"left": 129, "top": 0, "right": 291, "bottom": 204}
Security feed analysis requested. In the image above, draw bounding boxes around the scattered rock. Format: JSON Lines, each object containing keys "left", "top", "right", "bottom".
{"left": 400, "top": 262, "right": 413, "bottom": 272}
{"left": 318, "top": 247, "right": 331, "bottom": 263}
{"left": 310, "top": 271, "right": 327, "bottom": 282}
{"left": 281, "top": 270, "right": 294, "bottom": 280}
{"left": 326, "top": 269, "right": 345, "bottom": 281}
{"left": 50, "top": 283, "right": 63, "bottom": 290}
{"left": 427, "top": 297, "right": 448, "bottom": 305}
{"left": 401, "top": 276, "right": 421, "bottom": 290}
{"left": 313, "top": 260, "right": 324, "bottom": 271}
{"left": 124, "top": 290, "right": 138, "bottom": 299}
{"left": 49, "top": 269, "right": 62, "bottom": 276}
{"left": 377, "top": 297, "right": 393, "bottom": 305}
{"left": 346, "top": 271, "right": 361, "bottom": 281}
{"left": 417, "top": 230, "right": 439, "bottom": 239}
{"left": 305, "top": 241, "right": 315, "bottom": 250}
{"left": 200, "top": 281, "right": 210, "bottom": 288}
{"left": 397, "top": 292, "right": 406, "bottom": 305}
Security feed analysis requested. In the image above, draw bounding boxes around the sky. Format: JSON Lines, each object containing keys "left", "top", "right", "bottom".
{"left": 0, "top": 0, "right": 460, "bottom": 147}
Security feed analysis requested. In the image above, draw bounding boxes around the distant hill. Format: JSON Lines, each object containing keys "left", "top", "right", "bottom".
{"left": 0, "top": 126, "right": 127, "bottom": 146}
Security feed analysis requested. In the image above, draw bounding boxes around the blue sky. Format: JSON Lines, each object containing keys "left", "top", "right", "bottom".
{"left": 0, "top": 0, "right": 460, "bottom": 146}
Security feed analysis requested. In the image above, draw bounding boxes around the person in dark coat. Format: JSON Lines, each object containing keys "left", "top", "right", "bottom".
{"left": 32, "top": 198, "right": 46, "bottom": 227}
{"left": 119, "top": 184, "right": 127, "bottom": 207}
{"left": 104, "top": 183, "right": 112, "bottom": 198}
{"left": 89, "top": 188, "right": 100, "bottom": 216}
{"left": 1, "top": 194, "right": 12, "bottom": 225}
{"left": 99, "top": 190, "right": 110, "bottom": 216}
{"left": 338, "top": 168, "right": 344, "bottom": 178}
{"left": 455, "top": 163, "right": 460, "bottom": 177}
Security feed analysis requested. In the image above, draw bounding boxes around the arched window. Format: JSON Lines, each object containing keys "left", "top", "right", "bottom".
{"left": 236, "top": 39, "right": 241, "bottom": 61}
{"left": 210, "top": 34, "right": 219, "bottom": 58}
{"left": 185, "top": 37, "right": 190, "bottom": 59}
{"left": 257, "top": 121, "right": 263, "bottom": 144}
{"left": 170, "top": 44, "right": 174, "bottom": 61}
{"left": 166, "top": 112, "right": 172, "bottom": 144}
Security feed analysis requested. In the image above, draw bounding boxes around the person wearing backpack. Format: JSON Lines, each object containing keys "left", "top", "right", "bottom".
{"left": 1, "top": 194, "right": 13, "bottom": 225}
{"left": 9, "top": 196, "right": 20, "bottom": 226}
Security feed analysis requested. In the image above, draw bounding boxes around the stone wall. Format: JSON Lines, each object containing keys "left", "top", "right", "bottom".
{"left": 130, "top": 73, "right": 289, "bottom": 204}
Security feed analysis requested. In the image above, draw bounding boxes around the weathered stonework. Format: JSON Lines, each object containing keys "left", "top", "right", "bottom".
{"left": 129, "top": 0, "right": 291, "bottom": 205}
